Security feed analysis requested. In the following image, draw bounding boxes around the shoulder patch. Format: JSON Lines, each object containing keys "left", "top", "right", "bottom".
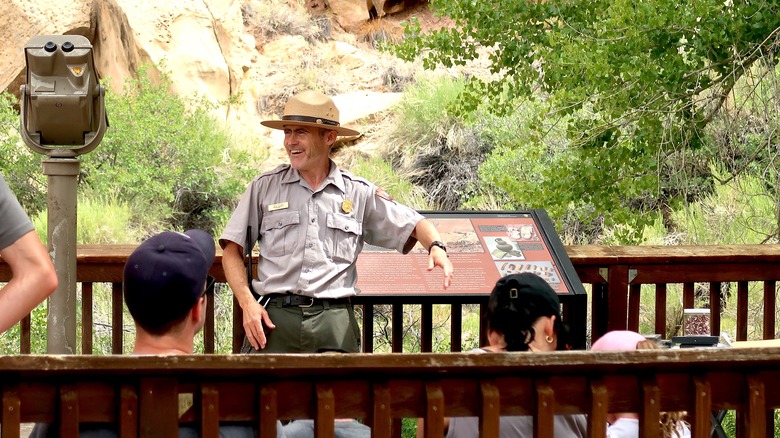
{"left": 375, "top": 187, "right": 396, "bottom": 204}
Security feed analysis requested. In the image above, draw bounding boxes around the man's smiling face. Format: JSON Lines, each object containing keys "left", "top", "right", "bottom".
{"left": 283, "top": 125, "right": 335, "bottom": 173}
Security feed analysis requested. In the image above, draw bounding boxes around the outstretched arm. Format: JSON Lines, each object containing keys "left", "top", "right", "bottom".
{"left": 0, "top": 231, "right": 57, "bottom": 333}
{"left": 411, "top": 219, "right": 454, "bottom": 289}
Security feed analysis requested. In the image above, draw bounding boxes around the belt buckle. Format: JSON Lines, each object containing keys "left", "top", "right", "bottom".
{"left": 299, "top": 297, "right": 314, "bottom": 308}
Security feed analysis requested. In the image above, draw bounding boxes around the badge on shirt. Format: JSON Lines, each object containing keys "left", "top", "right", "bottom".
{"left": 375, "top": 188, "right": 396, "bottom": 204}
{"left": 341, "top": 199, "right": 353, "bottom": 213}
{"left": 268, "top": 202, "right": 289, "bottom": 212}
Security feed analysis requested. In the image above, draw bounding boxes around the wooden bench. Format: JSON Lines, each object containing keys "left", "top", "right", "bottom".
{"left": 1, "top": 348, "right": 778, "bottom": 438}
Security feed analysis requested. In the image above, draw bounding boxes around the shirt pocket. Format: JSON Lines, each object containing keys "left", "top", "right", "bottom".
{"left": 260, "top": 210, "right": 300, "bottom": 257}
{"left": 326, "top": 213, "right": 362, "bottom": 263}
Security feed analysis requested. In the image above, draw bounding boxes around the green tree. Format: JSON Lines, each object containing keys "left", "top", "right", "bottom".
{"left": 396, "top": 0, "right": 780, "bottom": 241}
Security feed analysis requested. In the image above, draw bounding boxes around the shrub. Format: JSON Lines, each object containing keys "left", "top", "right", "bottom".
{"left": 84, "top": 65, "right": 256, "bottom": 234}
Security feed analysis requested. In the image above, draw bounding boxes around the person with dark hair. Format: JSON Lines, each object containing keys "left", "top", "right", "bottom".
{"left": 122, "top": 229, "right": 217, "bottom": 353}
{"left": 428, "top": 273, "right": 587, "bottom": 438}
{"left": 482, "top": 272, "right": 573, "bottom": 353}
{"left": 31, "top": 230, "right": 279, "bottom": 438}
{"left": 0, "top": 173, "right": 57, "bottom": 333}
{"left": 220, "top": 89, "right": 454, "bottom": 354}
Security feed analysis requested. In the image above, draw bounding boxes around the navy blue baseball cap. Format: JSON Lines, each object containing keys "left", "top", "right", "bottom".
{"left": 123, "top": 229, "right": 216, "bottom": 331}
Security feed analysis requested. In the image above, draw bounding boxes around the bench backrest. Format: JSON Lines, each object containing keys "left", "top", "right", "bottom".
{"left": 1, "top": 348, "right": 778, "bottom": 438}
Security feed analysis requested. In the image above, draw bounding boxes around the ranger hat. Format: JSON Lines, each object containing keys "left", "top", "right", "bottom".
{"left": 261, "top": 90, "right": 361, "bottom": 137}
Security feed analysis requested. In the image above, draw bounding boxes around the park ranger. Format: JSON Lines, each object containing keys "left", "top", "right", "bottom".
{"left": 220, "top": 90, "right": 454, "bottom": 353}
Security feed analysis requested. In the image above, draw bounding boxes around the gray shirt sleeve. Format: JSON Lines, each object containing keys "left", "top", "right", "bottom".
{"left": 0, "top": 174, "right": 34, "bottom": 250}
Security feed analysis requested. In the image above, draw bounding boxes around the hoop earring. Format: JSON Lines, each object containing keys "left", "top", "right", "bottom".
{"left": 545, "top": 335, "right": 554, "bottom": 344}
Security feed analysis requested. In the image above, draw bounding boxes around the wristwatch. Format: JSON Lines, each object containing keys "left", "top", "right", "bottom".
{"left": 428, "top": 240, "right": 447, "bottom": 254}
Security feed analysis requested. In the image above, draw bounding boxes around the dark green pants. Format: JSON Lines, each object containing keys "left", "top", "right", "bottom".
{"left": 242, "top": 299, "right": 360, "bottom": 353}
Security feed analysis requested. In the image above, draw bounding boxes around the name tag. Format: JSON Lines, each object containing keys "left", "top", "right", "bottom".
{"left": 268, "top": 202, "right": 289, "bottom": 212}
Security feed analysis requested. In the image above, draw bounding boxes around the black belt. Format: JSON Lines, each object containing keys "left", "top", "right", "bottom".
{"left": 268, "top": 294, "right": 351, "bottom": 308}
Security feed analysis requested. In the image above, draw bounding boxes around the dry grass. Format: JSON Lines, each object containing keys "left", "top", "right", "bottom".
{"left": 242, "top": 0, "right": 327, "bottom": 44}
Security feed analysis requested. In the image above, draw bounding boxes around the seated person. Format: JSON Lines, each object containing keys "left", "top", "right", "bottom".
{"left": 0, "top": 173, "right": 57, "bottom": 333}
{"left": 283, "top": 348, "right": 370, "bottom": 438}
{"left": 31, "top": 230, "right": 283, "bottom": 437}
{"left": 424, "top": 273, "right": 587, "bottom": 438}
{"left": 591, "top": 330, "right": 691, "bottom": 438}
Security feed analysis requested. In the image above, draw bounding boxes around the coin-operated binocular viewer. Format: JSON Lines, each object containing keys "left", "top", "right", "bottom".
{"left": 20, "top": 35, "right": 108, "bottom": 354}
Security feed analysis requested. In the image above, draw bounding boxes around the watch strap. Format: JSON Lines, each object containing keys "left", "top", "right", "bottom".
{"left": 428, "top": 240, "right": 447, "bottom": 254}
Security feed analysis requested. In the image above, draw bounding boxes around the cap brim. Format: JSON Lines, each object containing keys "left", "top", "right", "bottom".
{"left": 261, "top": 120, "right": 361, "bottom": 137}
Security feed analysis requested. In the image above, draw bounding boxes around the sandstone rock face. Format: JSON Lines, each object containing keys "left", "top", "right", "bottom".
{"left": 1, "top": 0, "right": 420, "bottom": 153}
{"left": 94, "top": 0, "right": 254, "bottom": 122}
{"left": 0, "top": 0, "right": 95, "bottom": 101}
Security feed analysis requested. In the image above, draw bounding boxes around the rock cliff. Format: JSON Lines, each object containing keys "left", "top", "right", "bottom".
{"left": 1, "top": 0, "right": 429, "bottom": 153}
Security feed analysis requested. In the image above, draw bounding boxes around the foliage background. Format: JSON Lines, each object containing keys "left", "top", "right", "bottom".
{"left": 396, "top": 0, "right": 780, "bottom": 244}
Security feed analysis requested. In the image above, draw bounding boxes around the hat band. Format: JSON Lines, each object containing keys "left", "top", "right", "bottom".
{"left": 282, "top": 115, "right": 340, "bottom": 127}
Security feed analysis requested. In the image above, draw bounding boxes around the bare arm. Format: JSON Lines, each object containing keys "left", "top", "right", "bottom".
{"left": 416, "top": 417, "right": 451, "bottom": 438}
{"left": 222, "top": 241, "right": 275, "bottom": 350}
{"left": 0, "top": 231, "right": 57, "bottom": 333}
{"left": 411, "top": 219, "right": 454, "bottom": 289}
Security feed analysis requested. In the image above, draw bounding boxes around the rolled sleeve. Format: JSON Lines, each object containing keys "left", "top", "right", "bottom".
{"left": 362, "top": 186, "right": 423, "bottom": 254}
{"left": 219, "top": 178, "right": 263, "bottom": 253}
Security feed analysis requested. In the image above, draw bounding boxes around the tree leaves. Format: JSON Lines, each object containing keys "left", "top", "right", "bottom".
{"left": 393, "top": 0, "right": 780, "bottom": 241}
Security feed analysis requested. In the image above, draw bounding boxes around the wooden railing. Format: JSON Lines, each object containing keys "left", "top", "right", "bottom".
{"left": 569, "top": 245, "right": 780, "bottom": 341}
{"left": 1, "top": 244, "right": 779, "bottom": 354}
{"left": 0, "top": 348, "right": 778, "bottom": 438}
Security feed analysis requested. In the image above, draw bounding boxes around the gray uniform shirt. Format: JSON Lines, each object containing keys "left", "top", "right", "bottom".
{"left": 220, "top": 161, "right": 423, "bottom": 298}
{"left": 0, "top": 174, "right": 34, "bottom": 250}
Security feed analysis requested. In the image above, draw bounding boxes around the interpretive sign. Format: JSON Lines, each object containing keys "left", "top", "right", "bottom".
{"left": 354, "top": 209, "right": 587, "bottom": 349}
{"left": 356, "top": 209, "right": 584, "bottom": 298}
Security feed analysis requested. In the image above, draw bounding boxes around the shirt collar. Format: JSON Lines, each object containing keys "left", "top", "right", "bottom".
{"left": 281, "top": 161, "right": 346, "bottom": 193}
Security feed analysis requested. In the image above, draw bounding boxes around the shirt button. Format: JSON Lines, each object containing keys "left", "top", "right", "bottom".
{"left": 345, "top": 226, "right": 350, "bottom": 230}
{"left": 277, "top": 221, "right": 282, "bottom": 226}
{"left": 311, "top": 218, "right": 315, "bottom": 223}
{"left": 307, "top": 243, "right": 313, "bottom": 248}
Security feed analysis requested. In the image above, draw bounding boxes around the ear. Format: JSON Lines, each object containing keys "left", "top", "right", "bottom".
{"left": 544, "top": 315, "right": 557, "bottom": 338}
{"left": 487, "top": 328, "right": 504, "bottom": 347}
{"left": 191, "top": 295, "right": 207, "bottom": 325}
{"left": 325, "top": 129, "right": 338, "bottom": 145}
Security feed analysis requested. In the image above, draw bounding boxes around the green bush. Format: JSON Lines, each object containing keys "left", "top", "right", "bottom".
{"left": 84, "top": 65, "right": 257, "bottom": 234}
{"left": 348, "top": 156, "right": 431, "bottom": 209}
{"left": 379, "top": 74, "right": 495, "bottom": 210}
{"left": 1, "top": 67, "right": 257, "bottom": 236}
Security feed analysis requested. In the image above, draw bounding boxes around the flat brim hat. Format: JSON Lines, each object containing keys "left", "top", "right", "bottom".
{"left": 123, "top": 229, "right": 216, "bottom": 330}
{"left": 261, "top": 90, "right": 361, "bottom": 137}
